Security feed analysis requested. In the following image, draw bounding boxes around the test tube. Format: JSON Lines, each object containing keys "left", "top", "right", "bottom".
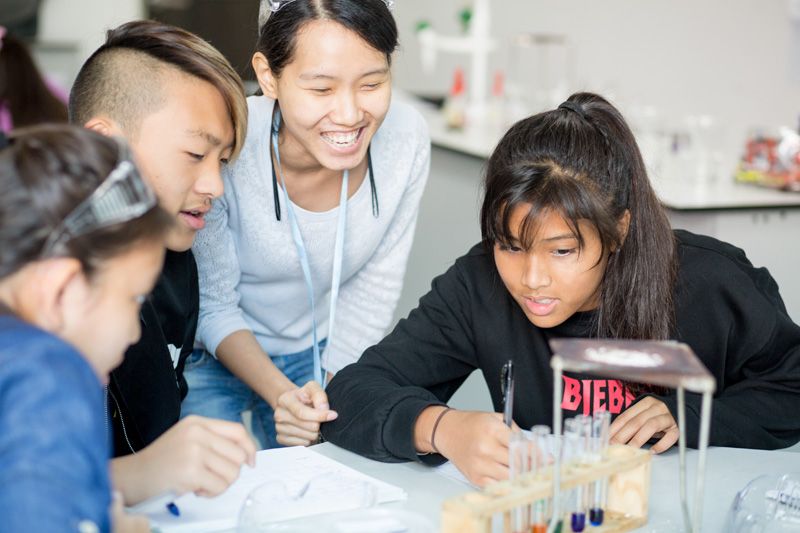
{"left": 562, "top": 418, "right": 585, "bottom": 533}
{"left": 590, "top": 411, "right": 611, "bottom": 526}
{"left": 529, "top": 425, "right": 550, "bottom": 533}
{"left": 573, "top": 416, "right": 592, "bottom": 533}
{"left": 509, "top": 431, "right": 529, "bottom": 533}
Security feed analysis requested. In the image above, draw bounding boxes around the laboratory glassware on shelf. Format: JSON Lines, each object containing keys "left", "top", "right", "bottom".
{"left": 506, "top": 32, "right": 574, "bottom": 120}
{"left": 415, "top": 0, "right": 496, "bottom": 125}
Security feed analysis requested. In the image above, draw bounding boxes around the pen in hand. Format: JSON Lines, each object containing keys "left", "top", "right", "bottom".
{"left": 501, "top": 359, "right": 514, "bottom": 427}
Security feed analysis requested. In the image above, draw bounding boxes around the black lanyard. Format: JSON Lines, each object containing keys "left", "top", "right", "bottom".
{"left": 269, "top": 105, "right": 379, "bottom": 221}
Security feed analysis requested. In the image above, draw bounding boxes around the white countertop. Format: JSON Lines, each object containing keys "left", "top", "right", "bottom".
{"left": 401, "top": 95, "right": 800, "bottom": 211}
{"left": 650, "top": 177, "right": 800, "bottom": 211}
{"left": 314, "top": 442, "right": 800, "bottom": 532}
{"left": 401, "top": 94, "right": 498, "bottom": 160}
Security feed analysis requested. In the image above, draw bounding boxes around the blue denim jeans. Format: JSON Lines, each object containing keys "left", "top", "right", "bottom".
{"left": 181, "top": 340, "right": 323, "bottom": 449}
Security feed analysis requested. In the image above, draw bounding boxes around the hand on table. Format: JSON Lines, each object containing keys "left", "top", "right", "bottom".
{"left": 609, "top": 397, "right": 679, "bottom": 453}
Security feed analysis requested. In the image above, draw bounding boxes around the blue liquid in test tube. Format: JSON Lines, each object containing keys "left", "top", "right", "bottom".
{"left": 589, "top": 411, "right": 611, "bottom": 526}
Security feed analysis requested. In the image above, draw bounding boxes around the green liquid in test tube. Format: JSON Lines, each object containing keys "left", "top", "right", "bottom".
{"left": 530, "top": 425, "right": 549, "bottom": 533}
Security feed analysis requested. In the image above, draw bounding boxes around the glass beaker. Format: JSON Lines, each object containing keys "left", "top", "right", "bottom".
{"left": 506, "top": 32, "right": 574, "bottom": 117}
{"left": 723, "top": 473, "right": 800, "bottom": 532}
{"left": 238, "top": 472, "right": 378, "bottom": 532}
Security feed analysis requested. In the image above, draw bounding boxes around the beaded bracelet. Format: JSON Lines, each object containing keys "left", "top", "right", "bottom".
{"left": 431, "top": 407, "right": 453, "bottom": 455}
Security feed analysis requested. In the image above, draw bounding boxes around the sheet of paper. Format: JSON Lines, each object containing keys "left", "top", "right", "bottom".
{"left": 143, "top": 446, "right": 407, "bottom": 533}
{"left": 433, "top": 462, "right": 472, "bottom": 487}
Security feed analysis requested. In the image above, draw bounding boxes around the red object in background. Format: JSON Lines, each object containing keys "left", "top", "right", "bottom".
{"left": 737, "top": 134, "right": 800, "bottom": 192}
{"left": 492, "top": 70, "right": 504, "bottom": 98}
{"left": 450, "top": 67, "right": 465, "bottom": 97}
{"left": 742, "top": 136, "right": 779, "bottom": 172}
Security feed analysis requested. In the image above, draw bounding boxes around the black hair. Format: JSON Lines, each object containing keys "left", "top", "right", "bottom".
{"left": 481, "top": 92, "right": 677, "bottom": 342}
{"left": 0, "top": 124, "right": 172, "bottom": 280}
{"left": 256, "top": 0, "right": 398, "bottom": 77}
{"left": 68, "top": 20, "right": 247, "bottom": 159}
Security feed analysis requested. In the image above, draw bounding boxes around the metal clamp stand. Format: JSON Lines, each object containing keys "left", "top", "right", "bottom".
{"left": 548, "top": 339, "right": 716, "bottom": 533}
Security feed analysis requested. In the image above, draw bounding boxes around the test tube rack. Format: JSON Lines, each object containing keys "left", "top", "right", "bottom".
{"left": 441, "top": 444, "right": 651, "bottom": 533}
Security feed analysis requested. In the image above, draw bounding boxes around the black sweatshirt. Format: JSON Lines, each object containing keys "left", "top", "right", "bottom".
{"left": 321, "top": 230, "right": 800, "bottom": 464}
{"left": 108, "top": 250, "right": 198, "bottom": 456}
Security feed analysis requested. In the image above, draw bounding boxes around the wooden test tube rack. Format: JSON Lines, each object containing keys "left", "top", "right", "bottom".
{"left": 441, "top": 444, "right": 651, "bottom": 533}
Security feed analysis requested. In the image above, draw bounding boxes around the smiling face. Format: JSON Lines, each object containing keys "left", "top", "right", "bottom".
{"left": 258, "top": 19, "right": 392, "bottom": 173}
{"left": 126, "top": 72, "right": 234, "bottom": 251}
{"left": 493, "top": 205, "right": 610, "bottom": 329}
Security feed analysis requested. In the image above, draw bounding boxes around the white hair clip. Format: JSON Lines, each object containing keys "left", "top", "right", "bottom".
{"left": 40, "top": 140, "right": 157, "bottom": 258}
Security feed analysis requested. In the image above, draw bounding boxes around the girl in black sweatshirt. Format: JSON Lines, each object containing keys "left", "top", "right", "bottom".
{"left": 321, "top": 93, "right": 800, "bottom": 487}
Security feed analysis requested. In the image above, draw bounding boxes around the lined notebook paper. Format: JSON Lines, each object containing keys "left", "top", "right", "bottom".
{"left": 143, "top": 446, "right": 407, "bottom": 533}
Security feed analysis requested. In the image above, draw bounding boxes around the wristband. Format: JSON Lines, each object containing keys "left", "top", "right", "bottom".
{"left": 431, "top": 407, "right": 453, "bottom": 455}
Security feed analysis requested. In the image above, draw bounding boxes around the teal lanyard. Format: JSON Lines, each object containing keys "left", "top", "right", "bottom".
{"left": 271, "top": 108, "right": 347, "bottom": 388}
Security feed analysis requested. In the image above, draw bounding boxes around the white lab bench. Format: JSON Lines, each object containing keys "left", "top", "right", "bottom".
{"left": 313, "top": 441, "right": 800, "bottom": 533}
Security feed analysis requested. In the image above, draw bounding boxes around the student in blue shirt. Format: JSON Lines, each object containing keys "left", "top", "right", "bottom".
{"left": 0, "top": 125, "right": 172, "bottom": 532}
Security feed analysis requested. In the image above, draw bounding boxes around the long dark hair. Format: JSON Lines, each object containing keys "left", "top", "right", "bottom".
{"left": 0, "top": 124, "right": 172, "bottom": 280}
{"left": 256, "top": 0, "right": 398, "bottom": 77}
{"left": 0, "top": 32, "right": 68, "bottom": 128}
{"left": 481, "top": 92, "right": 677, "bottom": 341}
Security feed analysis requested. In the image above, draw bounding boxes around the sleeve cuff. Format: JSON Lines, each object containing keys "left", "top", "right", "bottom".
{"left": 382, "top": 396, "right": 446, "bottom": 463}
{"left": 198, "top": 313, "right": 252, "bottom": 356}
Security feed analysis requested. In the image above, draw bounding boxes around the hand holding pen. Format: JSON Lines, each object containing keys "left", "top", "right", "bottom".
{"left": 113, "top": 416, "right": 257, "bottom": 506}
{"left": 426, "top": 408, "right": 515, "bottom": 487}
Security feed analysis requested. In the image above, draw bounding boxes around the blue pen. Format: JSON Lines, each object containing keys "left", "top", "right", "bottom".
{"left": 166, "top": 502, "right": 180, "bottom": 517}
{"left": 126, "top": 490, "right": 177, "bottom": 516}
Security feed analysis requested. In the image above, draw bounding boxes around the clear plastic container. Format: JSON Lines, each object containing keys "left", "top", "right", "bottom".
{"left": 723, "top": 473, "right": 800, "bottom": 532}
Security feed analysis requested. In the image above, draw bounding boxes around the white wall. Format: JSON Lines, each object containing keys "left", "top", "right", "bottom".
{"left": 388, "top": 3, "right": 800, "bottom": 411}
{"left": 34, "top": 0, "right": 145, "bottom": 86}
{"left": 34, "top": 0, "right": 800, "bottom": 156}
{"left": 390, "top": 0, "right": 800, "bottom": 164}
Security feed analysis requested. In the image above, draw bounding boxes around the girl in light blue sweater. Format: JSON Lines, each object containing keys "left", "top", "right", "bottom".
{"left": 184, "top": 0, "right": 430, "bottom": 449}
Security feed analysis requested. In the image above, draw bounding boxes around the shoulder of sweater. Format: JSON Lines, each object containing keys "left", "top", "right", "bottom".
{"left": 422, "top": 243, "right": 507, "bottom": 317}
{"left": 673, "top": 229, "right": 785, "bottom": 310}
{"left": 246, "top": 94, "right": 274, "bottom": 125}
{"left": 674, "top": 229, "right": 757, "bottom": 279}
{"left": 236, "top": 95, "right": 273, "bottom": 155}
{"left": 0, "top": 318, "right": 100, "bottom": 391}
{"left": 0, "top": 318, "right": 76, "bottom": 360}
{"left": 445, "top": 242, "right": 495, "bottom": 284}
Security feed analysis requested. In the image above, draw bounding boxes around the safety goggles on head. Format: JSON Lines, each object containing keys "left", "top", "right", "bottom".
{"left": 40, "top": 141, "right": 157, "bottom": 258}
